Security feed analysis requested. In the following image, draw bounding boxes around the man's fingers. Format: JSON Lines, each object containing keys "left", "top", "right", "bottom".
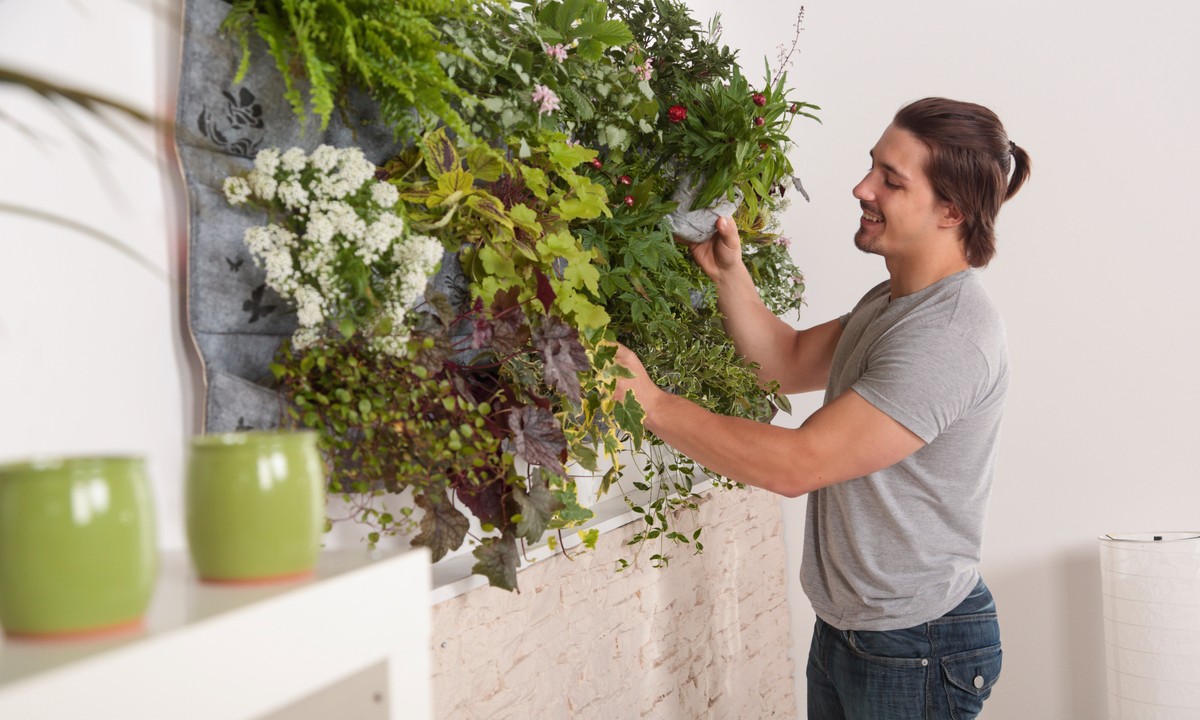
{"left": 715, "top": 215, "right": 739, "bottom": 245}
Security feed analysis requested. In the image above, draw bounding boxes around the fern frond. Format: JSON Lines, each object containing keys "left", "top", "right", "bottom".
{"left": 222, "top": 0, "right": 477, "bottom": 139}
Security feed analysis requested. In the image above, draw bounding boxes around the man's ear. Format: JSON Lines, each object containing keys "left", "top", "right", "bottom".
{"left": 938, "top": 201, "right": 965, "bottom": 230}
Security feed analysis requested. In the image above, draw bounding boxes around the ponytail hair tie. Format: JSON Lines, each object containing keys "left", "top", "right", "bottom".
{"left": 1009, "top": 140, "right": 1017, "bottom": 154}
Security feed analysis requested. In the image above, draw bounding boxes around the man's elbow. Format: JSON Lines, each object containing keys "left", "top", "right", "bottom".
{"left": 772, "top": 471, "right": 817, "bottom": 499}
{"left": 769, "top": 441, "right": 828, "bottom": 498}
{"left": 777, "top": 483, "right": 807, "bottom": 499}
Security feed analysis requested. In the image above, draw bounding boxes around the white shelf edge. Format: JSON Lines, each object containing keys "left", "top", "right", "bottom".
{"left": 429, "top": 479, "right": 717, "bottom": 604}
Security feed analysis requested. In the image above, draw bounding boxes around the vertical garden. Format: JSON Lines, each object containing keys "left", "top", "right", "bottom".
{"left": 216, "top": 0, "right": 818, "bottom": 590}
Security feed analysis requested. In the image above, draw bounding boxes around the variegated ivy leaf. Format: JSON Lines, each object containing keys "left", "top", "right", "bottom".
{"left": 533, "top": 315, "right": 589, "bottom": 405}
{"left": 507, "top": 404, "right": 567, "bottom": 472}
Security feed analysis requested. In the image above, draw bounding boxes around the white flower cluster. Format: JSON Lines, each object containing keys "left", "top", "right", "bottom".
{"left": 370, "top": 234, "right": 443, "bottom": 357}
{"left": 224, "top": 145, "right": 445, "bottom": 355}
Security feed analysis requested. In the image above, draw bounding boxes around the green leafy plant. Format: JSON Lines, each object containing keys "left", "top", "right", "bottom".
{"left": 660, "top": 60, "right": 819, "bottom": 217}
{"left": 224, "top": 0, "right": 819, "bottom": 590}
{"left": 220, "top": 0, "right": 477, "bottom": 137}
{"left": 438, "top": 0, "right": 652, "bottom": 158}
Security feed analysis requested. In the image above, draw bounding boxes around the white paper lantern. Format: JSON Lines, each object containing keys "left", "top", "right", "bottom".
{"left": 1100, "top": 532, "right": 1200, "bottom": 719}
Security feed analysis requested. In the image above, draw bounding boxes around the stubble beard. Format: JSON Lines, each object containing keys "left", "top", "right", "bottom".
{"left": 854, "top": 227, "right": 880, "bottom": 256}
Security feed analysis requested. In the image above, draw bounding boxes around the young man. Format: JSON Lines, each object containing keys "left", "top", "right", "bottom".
{"left": 614, "top": 97, "right": 1031, "bottom": 719}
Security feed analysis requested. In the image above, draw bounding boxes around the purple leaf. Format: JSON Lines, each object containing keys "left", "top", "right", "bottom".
{"left": 534, "top": 268, "right": 557, "bottom": 313}
{"left": 490, "top": 306, "right": 530, "bottom": 357}
{"left": 411, "top": 493, "right": 469, "bottom": 562}
{"left": 470, "top": 318, "right": 494, "bottom": 350}
{"left": 507, "top": 404, "right": 566, "bottom": 472}
{"left": 512, "top": 469, "right": 564, "bottom": 543}
{"left": 454, "top": 480, "right": 507, "bottom": 527}
{"left": 472, "top": 535, "right": 519, "bottom": 591}
{"left": 533, "top": 315, "right": 590, "bottom": 404}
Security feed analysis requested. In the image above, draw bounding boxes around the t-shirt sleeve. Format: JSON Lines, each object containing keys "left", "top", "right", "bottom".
{"left": 850, "top": 327, "right": 989, "bottom": 443}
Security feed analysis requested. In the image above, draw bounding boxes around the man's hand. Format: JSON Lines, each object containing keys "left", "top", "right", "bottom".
{"left": 686, "top": 216, "right": 744, "bottom": 283}
{"left": 613, "top": 343, "right": 662, "bottom": 424}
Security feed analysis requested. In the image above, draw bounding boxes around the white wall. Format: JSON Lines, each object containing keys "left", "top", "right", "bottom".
{"left": 3, "top": 0, "right": 1199, "bottom": 717}
{"left": 683, "top": 0, "right": 1200, "bottom": 717}
{"left": 0, "top": 0, "right": 195, "bottom": 550}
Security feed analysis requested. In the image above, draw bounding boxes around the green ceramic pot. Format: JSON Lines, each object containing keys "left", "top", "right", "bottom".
{"left": 0, "top": 456, "right": 158, "bottom": 638}
{"left": 186, "top": 431, "right": 325, "bottom": 583}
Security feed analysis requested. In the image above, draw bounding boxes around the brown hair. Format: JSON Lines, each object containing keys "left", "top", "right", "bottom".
{"left": 893, "top": 98, "right": 1031, "bottom": 267}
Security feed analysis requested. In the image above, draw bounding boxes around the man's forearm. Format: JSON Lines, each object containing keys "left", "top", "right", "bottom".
{"left": 714, "top": 264, "right": 805, "bottom": 387}
{"left": 637, "top": 386, "right": 818, "bottom": 498}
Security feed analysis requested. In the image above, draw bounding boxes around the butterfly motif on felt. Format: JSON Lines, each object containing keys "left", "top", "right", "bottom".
{"left": 225, "top": 256, "right": 244, "bottom": 272}
{"left": 243, "top": 284, "right": 276, "bottom": 324}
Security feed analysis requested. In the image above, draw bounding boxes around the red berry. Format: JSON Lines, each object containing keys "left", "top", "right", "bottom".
{"left": 623, "top": 195, "right": 635, "bottom": 207}
{"left": 754, "top": 116, "right": 765, "bottom": 127}
{"left": 752, "top": 92, "right": 766, "bottom": 107}
{"left": 590, "top": 158, "right": 603, "bottom": 170}
{"left": 668, "top": 104, "right": 688, "bottom": 123}
{"left": 618, "top": 175, "right": 632, "bottom": 186}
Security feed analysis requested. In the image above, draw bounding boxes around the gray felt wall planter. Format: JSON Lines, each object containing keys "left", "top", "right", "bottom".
{"left": 176, "top": 0, "right": 430, "bottom": 432}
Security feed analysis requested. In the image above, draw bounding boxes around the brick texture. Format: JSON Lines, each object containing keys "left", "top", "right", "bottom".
{"left": 431, "top": 487, "right": 797, "bottom": 719}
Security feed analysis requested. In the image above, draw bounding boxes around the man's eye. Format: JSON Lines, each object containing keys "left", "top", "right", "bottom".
{"left": 885, "top": 181, "right": 901, "bottom": 190}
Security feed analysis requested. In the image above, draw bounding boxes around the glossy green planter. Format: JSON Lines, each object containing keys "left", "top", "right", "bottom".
{"left": 186, "top": 431, "right": 325, "bottom": 583}
{"left": 0, "top": 456, "right": 158, "bottom": 638}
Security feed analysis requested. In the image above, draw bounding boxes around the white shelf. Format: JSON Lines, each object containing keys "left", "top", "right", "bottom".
{"left": 0, "top": 548, "right": 431, "bottom": 720}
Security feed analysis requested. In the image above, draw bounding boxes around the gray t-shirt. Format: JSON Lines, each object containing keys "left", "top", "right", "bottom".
{"left": 800, "top": 269, "right": 1008, "bottom": 631}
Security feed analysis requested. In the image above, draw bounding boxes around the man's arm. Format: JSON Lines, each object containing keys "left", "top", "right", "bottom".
{"left": 690, "top": 217, "right": 841, "bottom": 394}
{"left": 614, "top": 345, "right": 924, "bottom": 497}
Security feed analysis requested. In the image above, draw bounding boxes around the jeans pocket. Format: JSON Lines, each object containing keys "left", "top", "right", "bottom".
{"left": 941, "top": 643, "right": 1002, "bottom": 720}
{"left": 846, "top": 627, "right": 931, "bottom": 668}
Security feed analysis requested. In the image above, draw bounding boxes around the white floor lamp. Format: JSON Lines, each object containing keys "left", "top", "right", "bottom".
{"left": 1100, "top": 532, "right": 1200, "bottom": 719}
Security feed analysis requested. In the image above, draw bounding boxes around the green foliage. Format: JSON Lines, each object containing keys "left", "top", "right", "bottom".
{"left": 605, "top": 0, "right": 738, "bottom": 99}
{"left": 662, "top": 60, "right": 819, "bottom": 213}
{"left": 230, "top": 0, "right": 819, "bottom": 591}
{"left": 221, "top": 0, "right": 476, "bottom": 136}
{"left": 439, "top": 0, "right": 653, "bottom": 159}
{"left": 274, "top": 337, "right": 506, "bottom": 524}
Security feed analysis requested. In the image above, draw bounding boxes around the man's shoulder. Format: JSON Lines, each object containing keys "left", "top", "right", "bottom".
{"left": 888, "top": 272, "right": 1006, "bottom": 356}
{"left": 929, "top": 273, "right": 1008, "bottom": 365}
{"left": 914, "top": 271, "right": 1002, "bottom": 327}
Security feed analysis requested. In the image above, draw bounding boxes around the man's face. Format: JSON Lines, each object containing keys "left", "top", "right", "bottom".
{"left": 852, "top": 124, "right": 949, "bottom": 258}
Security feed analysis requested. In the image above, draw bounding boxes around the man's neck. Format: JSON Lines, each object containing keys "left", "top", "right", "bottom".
{"left": 885, "top": 253, "right": 971, "bottom": 299}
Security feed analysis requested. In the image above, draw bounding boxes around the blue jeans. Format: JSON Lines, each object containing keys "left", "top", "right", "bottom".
{"left": 806, "top": 579, "right": 1002, "bottom": 720}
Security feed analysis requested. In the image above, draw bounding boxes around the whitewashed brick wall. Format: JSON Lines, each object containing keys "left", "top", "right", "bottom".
{"left": 431, "top": 487, "right": 797, "bottom": 719}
